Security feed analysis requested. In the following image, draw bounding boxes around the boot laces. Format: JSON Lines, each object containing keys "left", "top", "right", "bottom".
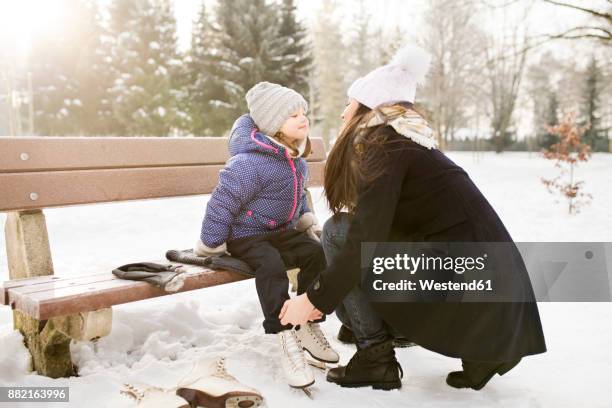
{"left": 282, "top": 330, "right": 308, "bottom": 372}
{"left": 308, "top": 323, "right": 331, "bottom": 350}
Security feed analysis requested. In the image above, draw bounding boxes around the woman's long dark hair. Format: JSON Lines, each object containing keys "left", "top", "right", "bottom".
{"left": 324, "top": 101, "right": 418, "bottom": 215}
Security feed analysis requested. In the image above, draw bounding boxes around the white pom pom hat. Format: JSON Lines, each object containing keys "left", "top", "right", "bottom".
{"left": 347, "top": 45, "right": 431, "bottom": 109}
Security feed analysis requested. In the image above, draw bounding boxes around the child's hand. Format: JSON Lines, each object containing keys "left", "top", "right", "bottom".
{"left": 297, "top": 212, "right": 322, "bottom": 242}
{"left": 305, "top": 225, "right": 321, "bottom": 243}
{"left": 194, "top": 239, "right": 228, "bottom": 257}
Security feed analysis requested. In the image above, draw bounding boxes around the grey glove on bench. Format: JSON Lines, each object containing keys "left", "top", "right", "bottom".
{"left": 112, "top": 262, "right": 187, "bottom": 292}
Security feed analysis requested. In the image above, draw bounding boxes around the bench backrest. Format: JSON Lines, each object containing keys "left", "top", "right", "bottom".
{"left": 0, "top": 137, "right": 326, "bottom": 212}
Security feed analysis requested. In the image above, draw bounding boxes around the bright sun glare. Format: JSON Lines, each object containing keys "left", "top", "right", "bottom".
{"left": 0, "top": 0, "right": 69, "bottom": 55}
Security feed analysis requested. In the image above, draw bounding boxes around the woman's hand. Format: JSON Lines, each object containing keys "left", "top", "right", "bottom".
{"left": 279, "top": 293, "right": 321, "bottom": 326}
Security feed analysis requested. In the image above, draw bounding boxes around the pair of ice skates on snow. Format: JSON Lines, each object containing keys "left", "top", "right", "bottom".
{"left": 121, "top": 357, "right": 263, "bottom": 408}
{"left": 120, "top": 323, "right": 338, "bottom": 407}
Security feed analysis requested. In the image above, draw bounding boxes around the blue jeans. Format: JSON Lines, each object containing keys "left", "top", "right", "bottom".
{"left": 321, "top": 213, "right": 392, "bottom": 349}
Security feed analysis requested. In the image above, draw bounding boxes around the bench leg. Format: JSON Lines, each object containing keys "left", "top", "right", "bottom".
{"left": 13, "top": 311, "right": 75, "bottom": 378}
{"left": 13, "top": 308, "right": 113, "bottom": 378}
{"left": 5, "top": 210, "right": 112, "bottom": 377}
{"left": 5, "top": 210, "right": 54, "bottom": 278}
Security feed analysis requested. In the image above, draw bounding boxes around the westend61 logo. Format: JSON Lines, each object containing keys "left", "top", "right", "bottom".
{"left": 362, "top": 242, "right": 612, "bottom": 302}
{"left": 371, "top": 253, "right": 488, "bottom": 275}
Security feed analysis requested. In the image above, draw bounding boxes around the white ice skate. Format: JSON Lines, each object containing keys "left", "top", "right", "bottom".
{"left": 120, "top": 383, "right": 190, "bottom": 408}
{"left": 295, "top": 322, "right": 339, "bottom": 364}
{"left": 176, "top": 356, "right": 264, "bottom": 408}
{"left": 278, "top": 329, "right": 315, "bottom": 388}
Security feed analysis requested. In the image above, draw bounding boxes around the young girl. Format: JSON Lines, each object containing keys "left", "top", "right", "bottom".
{"left": 195, "top": 82, "right": 338, "bottom": 389}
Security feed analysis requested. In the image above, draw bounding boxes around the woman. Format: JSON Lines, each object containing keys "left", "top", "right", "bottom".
{"left": 279, "top": 46, "right": 546, "bottom": 391}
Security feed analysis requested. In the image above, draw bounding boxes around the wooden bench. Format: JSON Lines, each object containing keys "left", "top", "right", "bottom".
{"left": 0, "top": 136, "right": 326, "bottom": 378}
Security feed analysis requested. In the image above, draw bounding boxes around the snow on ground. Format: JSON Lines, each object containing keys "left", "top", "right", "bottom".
{"left": 1, "top": 152, "right": 611, "bottom": 407}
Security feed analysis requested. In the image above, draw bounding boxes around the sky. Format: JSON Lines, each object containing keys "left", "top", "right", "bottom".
{"left": 153, "top": 0, "right": 610, "bottom": 71}
{"left": 0, "top": 0, "right": 605, "bottom": 62}
{"left": 173, "top": 0, "right": 427, "bottom": 51}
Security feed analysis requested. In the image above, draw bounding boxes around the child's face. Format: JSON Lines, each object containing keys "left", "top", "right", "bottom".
{"left": 279, "top": 107, "right": 309, "bottom": 142}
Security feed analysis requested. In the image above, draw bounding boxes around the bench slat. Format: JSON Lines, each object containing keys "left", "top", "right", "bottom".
{"left": 8, "top": 268, "right": 251, "bottom": 320}
{"left": 6, "top": 272, "right": 118, "bottom": 298}
{"left": 0, "top": 137, "right": 326, "bottom": 173}
{"left": 0, "top": 161, "right": 325, "bottom": 212}
{"left": 1, "top": 274, "right": 107, "bottom": 306}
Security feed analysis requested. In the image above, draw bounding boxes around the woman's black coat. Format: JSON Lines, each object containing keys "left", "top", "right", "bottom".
{"left": 307, "top": 128, "right": 546, "bottom": 362}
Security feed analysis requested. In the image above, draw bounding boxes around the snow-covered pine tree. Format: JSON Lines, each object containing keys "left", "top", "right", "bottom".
{"left": 183, "top": 0, "right": 240, "bottom": 136}
{"left": 108, "top": 0, "right": 181, "bottom": 136}
{"left": 74, "top": 0, "right": 117, "bottom": 135}
{"left": 226, "top": 0, "right": 289, "bottom": 114}
{"left": 526, "top": 53, "right": 563, "bottom": 150}
{"left": 29, "top": 0, "right": 112, "bottom": 135}
{"left": 278, "top": 0, "right": 312, "bottom": 96}
{"left": 349, "top": 0, "right": 376, "bottom": 80}
{"left": 581, "top": 56, "right": 605, "bottom": 151}
{"left": 188, "top": 0, "right": 292, "bottom": 135}
{"left": 539, "top": 91, "right": 560, "bottom": 149}
{"left": 311, "top": 0, "right": 348, "bottom": 148}
{"left": 183, "top": 1, "right": 211, "bottom": 136}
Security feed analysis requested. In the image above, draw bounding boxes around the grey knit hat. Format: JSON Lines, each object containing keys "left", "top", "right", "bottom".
{"left": 245, "top": 82, "right": 308, "bottom": 136}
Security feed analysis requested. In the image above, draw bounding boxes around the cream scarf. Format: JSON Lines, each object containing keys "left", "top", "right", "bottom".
{"left": 360, "top": 105, "right": 437, "bottom": 149}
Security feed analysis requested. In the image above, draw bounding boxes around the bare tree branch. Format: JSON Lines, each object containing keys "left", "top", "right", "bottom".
{"left": 540, "top": 0, "right": 612, "bottom": 21}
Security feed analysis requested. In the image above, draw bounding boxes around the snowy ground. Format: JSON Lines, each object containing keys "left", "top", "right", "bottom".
{"left": 1, "top": 151, "right": 611, "bottom": 407}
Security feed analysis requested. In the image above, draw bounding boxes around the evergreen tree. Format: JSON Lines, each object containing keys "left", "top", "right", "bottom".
{"left": 539, "top": 91, "right": 559, "bottom": 149}
{"left": 226, "top": 0, "right": 291, "bottom": 114}
{"left": 183, "top": 1, "right": 214, "bottom": 135}
{"left": 74, "top": 0, "right": 117, "bottom": 135}
{"left": 581, "top": 56, "right": 605, "bottom": 151}
{"left": 108, "top": 0, "right": 181, "bottom": 136}
{"left": 278, "top": 0, "right": 312, "bottom": 96}
{"left": 29, "top": 0, "right": 113, "bottom": 135}
{"left": 188, "top": 0, "right": 293, "bottom": 135}
{"left": 349, "top": 0, "right": 376, "bottom": 80}
{"left": 311, "top": 0, "right": 347, "bottom": 148}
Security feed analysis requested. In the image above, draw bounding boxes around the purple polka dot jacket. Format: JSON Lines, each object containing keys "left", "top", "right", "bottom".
{"left": 199, "top": 114, "right": 311, "bottom": 248}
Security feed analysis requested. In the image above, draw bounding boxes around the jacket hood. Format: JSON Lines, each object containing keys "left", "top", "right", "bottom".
{"left": 229, "top": 114, "right": 282, "bottom": 157}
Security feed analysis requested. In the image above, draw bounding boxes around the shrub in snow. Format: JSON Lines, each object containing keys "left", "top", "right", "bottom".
{"left": 541, "top": 112, "right": 592, "bottom": 214}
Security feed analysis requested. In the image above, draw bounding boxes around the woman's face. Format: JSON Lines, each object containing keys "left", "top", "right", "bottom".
{"left": 279, "top": 107, "right": 309, "bottom": 142}
{"left": 341, "top": 99, "right": 360, "bottom": 124}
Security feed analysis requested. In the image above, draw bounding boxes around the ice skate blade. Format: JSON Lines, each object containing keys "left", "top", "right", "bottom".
{"left": 176, "top": 389, "right": 263, "bottom": 408}
{"left": 288, "top": 379, "right": 315, "bottom": 389}
{"left": 303, "top": 348, "right": 340, "bottom": 364}
{"left": 306, "top": 359, "right": 328, "bottom": 371}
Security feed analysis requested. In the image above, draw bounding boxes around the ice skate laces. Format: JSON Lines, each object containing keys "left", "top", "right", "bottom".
{"left": 120, "top": 383, "right": 149, "bottom": 402}
{"left": 308, "top": 323, "right": 331, "bottom": 350}
{"left": 213, "top": 357, "right": 235, "bottom": 381}
{"left": 282, "top": 331, "right": 307, "bottom": 372}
